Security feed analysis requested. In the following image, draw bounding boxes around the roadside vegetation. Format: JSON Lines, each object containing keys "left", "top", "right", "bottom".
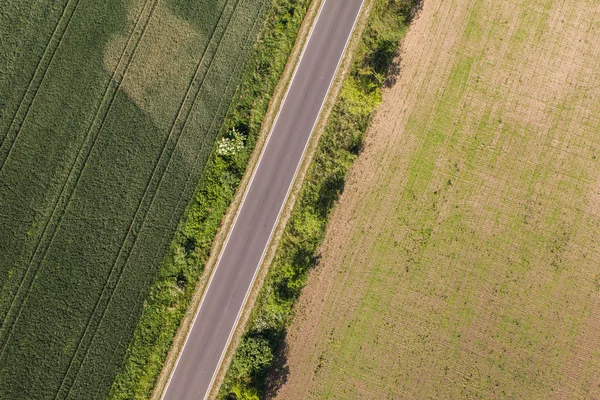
{"left": 108, "top": 0, "right": 314, "bottom": 398}
{"left": 0, "top": 0, "right": 285, "bottom": 398}
{"left": 217, "top": 1, "right": 420, "bottom": 398}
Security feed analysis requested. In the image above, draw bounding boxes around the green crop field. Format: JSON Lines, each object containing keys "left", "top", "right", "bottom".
{"left": 0, "top": 0, "right": 271, "bottom": 398}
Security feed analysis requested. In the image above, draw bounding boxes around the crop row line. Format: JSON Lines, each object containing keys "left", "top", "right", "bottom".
{"left": 92, "top": 2, "right": 272, "bottom": 393}
{"left": 152, "top": 0, "right": 273, "bottom": 273}
{"left": 0, "top": 0, "right": 160, "bottom": 354}
{"left": 56, "top": 1, "right": 248, "bottom": 397}
{"left": 81, "top": 2, "right": 272, "bottom": 393}
{"left": 0, "top": 0, "right": 81, "bottom": 173}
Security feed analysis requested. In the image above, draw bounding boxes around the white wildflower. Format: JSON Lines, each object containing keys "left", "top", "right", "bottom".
{"left": 217, "top": 127, "right": 245, "bottom": 156}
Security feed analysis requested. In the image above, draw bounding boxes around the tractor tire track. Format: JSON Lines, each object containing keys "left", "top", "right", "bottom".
{"left": 53, "top": 1, "right": 248, "bottom": 397}
{"left": 0, "top": 0, "right": 159, "bottom": 354}
{"left": 91, "top": 3, "right": 271, "bottom": 396}
{"left": 0, "top": 0, "right": 81, "bottom": 172}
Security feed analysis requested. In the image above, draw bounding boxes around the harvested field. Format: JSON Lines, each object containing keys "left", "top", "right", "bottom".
{"left": 275, "top": 0, "right": 600, "bottom": 398}
{"left": 0, "top": 0, "right": 270, "bottom": 398}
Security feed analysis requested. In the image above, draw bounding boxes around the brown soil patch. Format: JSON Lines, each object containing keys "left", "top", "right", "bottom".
{"left": 275, "top": 0, "right": 600, "bottom": 398}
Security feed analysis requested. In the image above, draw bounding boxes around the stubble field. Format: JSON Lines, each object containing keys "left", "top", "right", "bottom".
{"left": 275, "top": 0, "right": 600, "bottom": 398}
{"left": 0, "top": 0, "right": 270, "bottom": 398}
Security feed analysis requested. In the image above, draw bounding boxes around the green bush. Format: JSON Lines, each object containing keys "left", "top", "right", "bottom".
{"left": 229, "top": 336, "right": 274, "bottom": 386}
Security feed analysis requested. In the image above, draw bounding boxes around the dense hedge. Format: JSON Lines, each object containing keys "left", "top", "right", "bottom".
{"left": 219, "top": 0, "right": 421, "bottom": 399}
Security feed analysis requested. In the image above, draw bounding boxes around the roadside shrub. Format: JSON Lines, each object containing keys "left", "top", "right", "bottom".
{"left": 229, "top": 336, "right": 274, "bottom": 386}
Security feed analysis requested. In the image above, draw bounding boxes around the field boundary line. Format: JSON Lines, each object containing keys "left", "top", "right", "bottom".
{"left": 0, "top": 0, "right": 81, "bottom": 171}
{"left": 0, "top": 0, "right": 160, "bottom": 356}
{"left": 151, "top": 0, "right": 323, "bottom": 400}
{"left": 55, "top": 1, "right": 253, "bottom": 396}
{"left": 149, "top": 0, "right": 329, "bottom": 397}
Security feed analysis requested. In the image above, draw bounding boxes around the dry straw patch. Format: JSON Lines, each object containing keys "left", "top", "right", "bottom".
{"left": 276, "top": 0, "right": 600, "bottom": 398}
{"left": 104, "top": 1, "right": 204, "bottom": 130}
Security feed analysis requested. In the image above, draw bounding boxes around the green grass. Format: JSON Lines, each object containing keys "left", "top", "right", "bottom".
{"left": 0, "top": 0, "right": 272, "bottom": 398}
{"left": 0, "top": 0, "right": 71, "bottom": 141}
{"left": 217, "top": 1, "right": 420, "bottom": 399}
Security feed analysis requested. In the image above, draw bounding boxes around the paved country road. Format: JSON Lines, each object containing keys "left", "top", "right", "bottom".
{"left": 162, "top": 0, "right": 365, "bottom": 398}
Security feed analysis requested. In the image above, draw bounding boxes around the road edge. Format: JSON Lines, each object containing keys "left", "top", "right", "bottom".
{"left": 207, "top": 0, "right": 374, "bottom": 398}
{"left": 150, "top": 1, "right": 327, "bottom": 398}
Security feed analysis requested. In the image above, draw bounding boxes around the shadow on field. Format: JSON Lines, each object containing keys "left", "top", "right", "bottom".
{"left": 411, "top": 0, "right": 425, "bottom": 19}
{"left": 255, "top": 2, "right": 426, "bottom": 398}
{"left": 384, "top": 0, "right": 424, "bottom": 88}
{"left": 264, "top": 334, "right": 291, "bottom": 398}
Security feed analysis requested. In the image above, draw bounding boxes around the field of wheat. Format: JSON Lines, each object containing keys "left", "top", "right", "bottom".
{"left": 0, "top": 0, "right": 271, "bottom": 397}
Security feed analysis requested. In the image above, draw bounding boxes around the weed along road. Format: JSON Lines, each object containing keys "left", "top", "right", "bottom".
{"left": 162, "top": 0, "right": 364, "bottom": 398}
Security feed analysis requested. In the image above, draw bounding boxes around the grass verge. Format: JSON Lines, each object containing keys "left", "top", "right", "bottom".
{"left": 217, "top": 0, "right": 421, "bottom": 399}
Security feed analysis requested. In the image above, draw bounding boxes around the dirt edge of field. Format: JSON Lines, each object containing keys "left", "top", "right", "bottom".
{"left": 276, "top": 0, "right": 600, "bottom": 397}
{"left": 152, "top": 1, "right": 330, "bottom": 398}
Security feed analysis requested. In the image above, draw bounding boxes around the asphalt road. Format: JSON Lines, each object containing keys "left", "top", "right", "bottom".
{"left": 163, "top": 0, "right": 364, "bottom": 398}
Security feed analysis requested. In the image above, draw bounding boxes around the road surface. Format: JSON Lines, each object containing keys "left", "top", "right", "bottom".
{"left": 163, "top": 0, "right": 364, "bottom": 398}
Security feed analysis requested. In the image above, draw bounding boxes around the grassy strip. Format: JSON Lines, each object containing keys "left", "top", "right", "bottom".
{"left": 107, "top": 1, "right": 314, "bottom": 398}
{"left": 218, "top": 0, "right": 421, "bottom": 399}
